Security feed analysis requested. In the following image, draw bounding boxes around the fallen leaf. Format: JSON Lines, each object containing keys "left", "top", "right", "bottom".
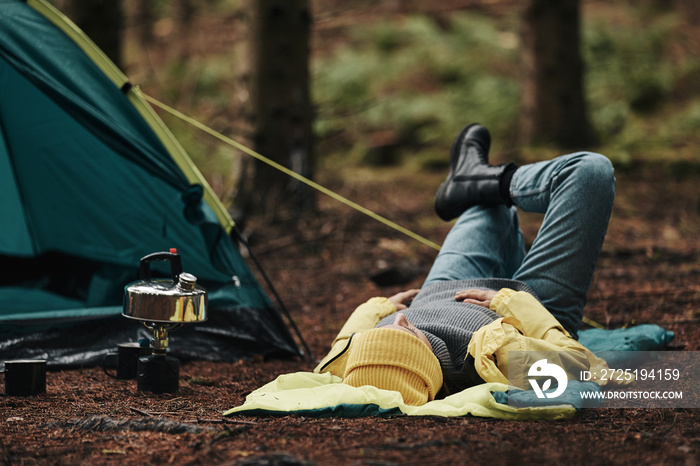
{"left": 102, "top": 450, "right": 126, "bottom": 455}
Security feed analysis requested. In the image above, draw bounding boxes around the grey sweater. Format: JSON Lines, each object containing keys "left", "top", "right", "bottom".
{"left": 375, "top": 278, "right": 538, "bottom": 374}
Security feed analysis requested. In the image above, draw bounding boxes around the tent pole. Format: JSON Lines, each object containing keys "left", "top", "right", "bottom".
{"left": 232, "top": 227, "right": 313, "bottom": 362}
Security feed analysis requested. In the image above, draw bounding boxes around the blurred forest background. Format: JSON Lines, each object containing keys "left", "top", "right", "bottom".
{"left": 52, "top": 0, "right": 700, "bottom": 226}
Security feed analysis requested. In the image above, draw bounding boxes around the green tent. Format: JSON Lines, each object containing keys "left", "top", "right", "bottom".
{"left": 0, "top": 0, "right": 303, "bottom": 366}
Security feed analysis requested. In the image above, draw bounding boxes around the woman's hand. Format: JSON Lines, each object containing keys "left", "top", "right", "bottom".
{"left": 388, "top": 289, "right": 420, "bottom": 310}
{"left": 455, "top": 289, "right": 497, "bottom": 309}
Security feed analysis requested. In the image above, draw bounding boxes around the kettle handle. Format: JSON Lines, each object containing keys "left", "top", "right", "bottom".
{"left": 139, "top": 251, "right": 183, "bottom": 282}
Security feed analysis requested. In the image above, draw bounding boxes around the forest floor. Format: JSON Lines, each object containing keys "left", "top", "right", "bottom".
{"left": 3, "top": 1, "right": 700, "bottom": 463}
{"left": 1, "top": 162, "right": 699, "bottom": 465}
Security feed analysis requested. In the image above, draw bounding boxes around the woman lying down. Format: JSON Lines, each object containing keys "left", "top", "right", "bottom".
{"left": 314, "top": 124, "right": 626, "bottom": 405}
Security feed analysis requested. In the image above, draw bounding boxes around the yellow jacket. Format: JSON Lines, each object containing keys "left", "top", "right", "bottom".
{"left": 314, "top": 297, "right": 397, "bottom": 377}
{"left": 314, "top": 288, "right": 625, "bottom": 389}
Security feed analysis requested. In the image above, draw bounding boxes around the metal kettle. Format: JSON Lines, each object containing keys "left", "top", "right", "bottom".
{"left": 123, "top": 250, "right": 207, "bottom": 324}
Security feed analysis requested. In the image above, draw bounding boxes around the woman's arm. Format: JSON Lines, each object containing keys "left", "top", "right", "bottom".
{"left": 488, "top": 288, "right": 569, "bottom": 339}
{"left": 330, "top": 289, "right": 419, "bottom": 344}
{"left": 313, "top": 289, "right": 418, "bottom": 374}
{"left": 456, "top": 288, "right": 567, "bottom": 339}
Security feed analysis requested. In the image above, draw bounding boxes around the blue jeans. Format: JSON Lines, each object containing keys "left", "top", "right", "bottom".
{"left": 423, "top": 152, "right": 616, "bottom": 338}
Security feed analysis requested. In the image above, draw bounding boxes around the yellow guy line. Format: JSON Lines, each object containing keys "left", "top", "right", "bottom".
{"left": 143, "top": 95, "right": 606, "bottom": 330}
{"left": 143, "top": 93, "right": 442, "bottom": 252}
{"left": 581, "top": 316, "right": 605, "bottom": 329}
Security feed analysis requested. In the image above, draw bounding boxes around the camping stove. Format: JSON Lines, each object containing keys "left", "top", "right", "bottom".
{"left": 123, "top": 250, "right": 207, "bottom": 394}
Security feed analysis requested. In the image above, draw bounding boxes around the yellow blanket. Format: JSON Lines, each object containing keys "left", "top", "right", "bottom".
{"left": 224, "top": 371, "right": 579, "bottom": 421}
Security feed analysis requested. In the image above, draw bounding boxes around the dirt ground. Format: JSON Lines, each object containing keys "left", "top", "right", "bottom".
{"left": 1, "top": 163, "right": 699, "bottom": 465}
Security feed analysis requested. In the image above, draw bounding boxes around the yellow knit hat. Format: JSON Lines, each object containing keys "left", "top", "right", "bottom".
{"left": 343, "top": 328, "right": 443, "bottom": 406}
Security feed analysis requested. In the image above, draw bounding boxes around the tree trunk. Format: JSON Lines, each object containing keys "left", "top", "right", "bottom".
{"left": 518, "top": 0, "right": 596, "bottom": 148}
{"left": 133, "top": 1, "right": 155, "bottom": 45}
{"left": 239, "top": 0, "right": 315, "bottom": 220}
{"left": 62, "top": 0, "right": 124, "bottom": 70}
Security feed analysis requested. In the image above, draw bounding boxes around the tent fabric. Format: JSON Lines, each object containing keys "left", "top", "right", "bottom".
{"left": 0, "top": 0, "right": 302, "bottom": 366}
{"left": 224, "top": 325, "right": 673, "bottom": 420}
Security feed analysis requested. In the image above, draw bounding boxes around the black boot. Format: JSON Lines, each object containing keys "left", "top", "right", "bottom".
{"left": 434, "top": 124, "right": 517, "bottom": 221}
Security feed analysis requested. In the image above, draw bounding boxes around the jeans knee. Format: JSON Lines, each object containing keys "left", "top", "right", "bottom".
{"left": 586, "top": 152, "right": 614, "bottom": 177}
{"left": 571, "top": 152, "right": 616, "bottom": 195}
